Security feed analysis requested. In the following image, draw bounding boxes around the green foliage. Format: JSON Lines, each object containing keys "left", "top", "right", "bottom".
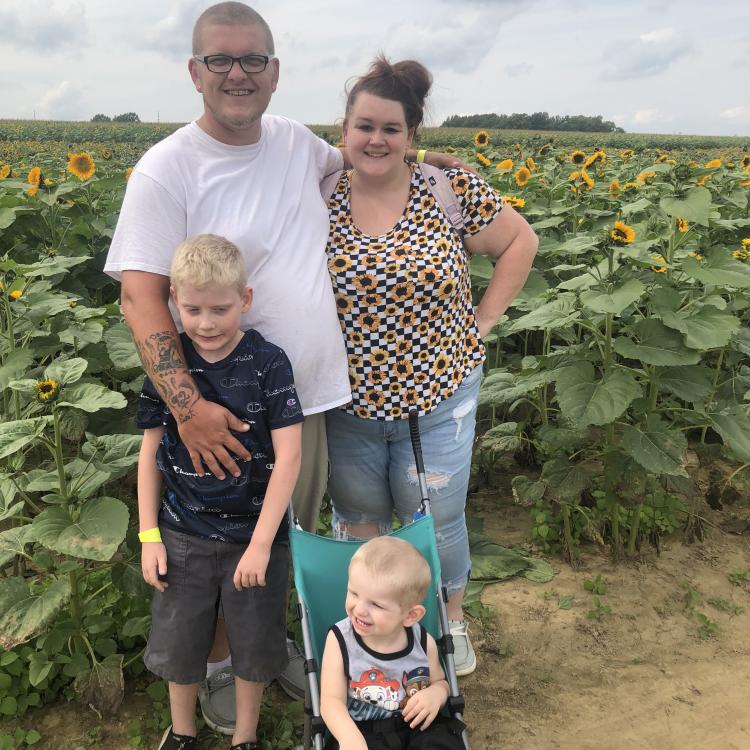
{"left": 442, "top": 112, "right": 622, "bottom": 133}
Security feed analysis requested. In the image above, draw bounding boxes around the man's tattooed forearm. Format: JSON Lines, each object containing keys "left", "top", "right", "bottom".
{"left": 135, "top": 331, "right": 200, "bottom": 418}
{"left": 135, "top": 331, "right": 186, "bottom": 376}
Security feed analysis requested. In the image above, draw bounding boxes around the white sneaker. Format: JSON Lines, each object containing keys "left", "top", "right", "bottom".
{"left": 449, "top": 619, "right": 477, "bottom": 676}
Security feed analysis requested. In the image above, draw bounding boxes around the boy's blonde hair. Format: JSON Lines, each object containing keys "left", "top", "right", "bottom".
{"left": 170, "top": 234, "right": 248, "bottom": 295}
{"left": 350, "top": 536, "right": 432, "bottom": 610}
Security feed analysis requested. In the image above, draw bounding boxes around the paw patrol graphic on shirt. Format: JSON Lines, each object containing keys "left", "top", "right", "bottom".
{"left": 347, "top": 667, "right": 402, "bottom": 720}
{"left": 399, "top": 666, "right": 431, "bottom": 710}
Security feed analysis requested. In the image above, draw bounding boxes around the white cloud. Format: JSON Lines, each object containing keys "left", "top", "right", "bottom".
{"left": 505, "top": 62, "right": 533, "bottom": 78}
{"left": 0, "top": 1, "right": 87, "bottom": 52}
{"left": 39, "top": 81, "right": 86, "bottom": 120}
{"left": 639, "top": 27, "right": 677, "bottom": 43}
{"left": 720, "top": 106, "right": 750, "bottom": 122}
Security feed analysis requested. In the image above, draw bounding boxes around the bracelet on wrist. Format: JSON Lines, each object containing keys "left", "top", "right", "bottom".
{"left": 138, "top": 527, "right": 162, "bottom": 543}
{"left": 416, "top": 149, "right": 427, "bottom": 164}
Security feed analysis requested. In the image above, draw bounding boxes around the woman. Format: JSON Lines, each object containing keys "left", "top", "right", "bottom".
{"left": 324, "top": 57, "right": 538, "bottom": 676}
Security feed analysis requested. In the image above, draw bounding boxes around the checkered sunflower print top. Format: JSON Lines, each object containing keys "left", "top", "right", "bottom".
{"left": 326, "top": 165, "right": 502, "bottom": 420}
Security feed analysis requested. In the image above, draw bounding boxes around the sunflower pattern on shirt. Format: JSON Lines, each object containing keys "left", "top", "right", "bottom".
{"left": 326, "top": 165, "right": 501, "bottom": 420}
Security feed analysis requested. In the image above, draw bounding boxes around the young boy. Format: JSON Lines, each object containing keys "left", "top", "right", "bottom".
{"left": 136, "top": 234, "right": 303, "bottom": 750}
{"left": 320, "top": 537, "right": 465, "bottom": 750}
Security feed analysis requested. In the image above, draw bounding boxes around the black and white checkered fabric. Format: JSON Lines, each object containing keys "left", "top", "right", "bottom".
{"left": 326, "top": 166, "right": 501, "bottom": 420}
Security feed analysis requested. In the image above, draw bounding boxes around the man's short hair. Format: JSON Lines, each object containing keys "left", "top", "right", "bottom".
{"left": 350, "top": 536, "right": 432, "bottom": 610}
{"left": 193, "top": 2, "right": 275, "bottom": 55}
{"left": 170, "top": 234, "right": 248, "bottom": 295}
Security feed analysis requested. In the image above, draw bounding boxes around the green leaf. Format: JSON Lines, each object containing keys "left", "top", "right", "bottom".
{"left": 73, "top": 653, "right": 124, "bottom": 714}
{"left": 660, "top": 186, "right": 713, "bottom": 226}
{"left": 0, "top": 418, "right": 53, "bottom": 461}
{"left": 580, "top": 279, "right": 645, "bottom": 315}
{"left": 468, "top": 532, "right": 531, "bottom": 581}
{"left": 82, "top": 433, "right": 142, "bottom": 473}
{"left": 103, "top": 322, "right": 141, "bottom": 370}
{"left": 0, "top": 349, "right": 35, "bottom": 391}
{"left": 706, "top": 405, "right": 750, "bottom": 463}
{"left": 621, "top": 414, "right": 688, "bottom": 476}
{"left": 682, "top": 249, "right": 750, "bottom": 288}
{"left": 0, "top": 525, "right": 34, "bottom": 569}
{"left": 507, "top": 293, "right": 580, "bottom": 333}
{"left": 540, "top": 457, "right": 592, "bottom": 500}
{"left": 57, "top": 383, "right": 127, "bottom": 413}
{"left": 510, "top": 269, "right": 549, "bottom": 309}
{"left": 554, "top": 236, "right": 598, "bottom": 256}
{"left": 17, "top": 256, "right": 89, "bottom": 278}
{"left": 0, "top": 695, "right": 17, "bottom": 715}
{"left": 511, "top": 475, "right": 547, "bottom": 506}
{"left": 682, "top": 307, "right": 741, "bottom": 350}
{"left": 613, "top": 319, "right": 701, "bottom": 366}
{"left": 556, "top": 362, "right": 641, "bottom": 427}
{"left": 44, "top": 357, "right": 88, "bottom": 386}
{"left": 28, "top": 659, "right": 54, "bottom": 688}
{"left": 57, "top": 320, "right": 104, "bottom": 347}
{"left": 656, "top": 365, "right": 714, "bottom": 404}
{"left": 32, "top": 497, "right": 129, "bottom": 562}
{"left": 0, "top": 577, "right": 71, "bottom": 650}
{"left": 0, "top": 473, "right": 22, "bottom": 523}
{"left": 470, "top": 254, "right": 494, "bottom": 281}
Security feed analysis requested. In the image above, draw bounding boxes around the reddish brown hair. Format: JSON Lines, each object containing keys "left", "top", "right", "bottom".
{"left": 345, "top": 56, "right": 432, "bottom": 134}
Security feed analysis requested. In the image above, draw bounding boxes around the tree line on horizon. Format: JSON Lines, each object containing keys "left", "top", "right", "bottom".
{"left": 441, "top": 112, "right": 624, "bottom": 133}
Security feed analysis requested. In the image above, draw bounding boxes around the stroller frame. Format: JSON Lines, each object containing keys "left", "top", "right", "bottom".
{"left": 288, "top": 412, "right": 470, "bottom": 749}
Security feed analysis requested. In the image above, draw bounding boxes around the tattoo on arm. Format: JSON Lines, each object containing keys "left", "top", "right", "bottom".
{"left": 134, "top": 330, "right": 201, "bottom": 421}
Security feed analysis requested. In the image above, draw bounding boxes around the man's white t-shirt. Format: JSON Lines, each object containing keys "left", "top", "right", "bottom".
{"left": 105, "top": 116, "right": 350, "bottom": 415}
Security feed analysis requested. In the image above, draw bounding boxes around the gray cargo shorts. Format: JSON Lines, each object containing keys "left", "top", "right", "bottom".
{"left": 144, "top": 526, "right": 290, "bottom": 684}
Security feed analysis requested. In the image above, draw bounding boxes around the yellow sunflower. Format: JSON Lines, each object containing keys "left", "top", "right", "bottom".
{"left": 27, "top": 166, "right": 41, "bottom": 186}
{"left": 742, "top": 238, "right": 750, "bottom": 248}
{"left": 538, "top": 143, "right": 552, "bottom": 155}
{"left": 501, "top": 195, "right": 525, "bottom": 208}
{"left": 35, "top": 378, "right": 60, "bottom": 403}
{"left": 514, "top": 167, "right": 531, "bottom": 187}
{"left": 0, "top": 164, "right": 10, "bottom": 180}
{"left": 476, "top": 152, "right": 492, "bottom": 168}
{"left": 610, "top": 221, "right": 635, "bottom": 245}
{"left": 609, "top": 180, "right": 620, "bottom": 195}
{"left": 742, "top": 156, "right": 750, "bottom": 168}
{"left": 353, "top": 273, "right": 377, "bottom": 293}
{"left": 357, "top": 312, "right": 381, "bottom": 331}
{"left": 620, "top": 149, "right": 634, "bottom": 159}
{"left": 329, "top": 254, "right": 353, "bottom": 273}
{"left": 568, "top": 170, "right": 580, "bottom": 181}
{"left": 676, "top": 218, "right": 689, "bottom": 233}
{"left": 433, "top": 352, "right": 450, "bottom": 376}
{"left": 392, "top": 360, "right": 414, "bottom": 379}
{"left": 651, "top": 254, "right": 668, "bottom": 272}
{"left": 705, "top": 159, "right": 722, "bottom": 169}
{"left": 570, "top": 150, "right": 586, "bottom": 165}
{"left": 389, "top": 406, "right": 403, "bottom": 418}
{"left": 9, "top": 290, "right": 23, "bottom": 300}
{"left": 473, "top": 130, "right": 490, "bottom": 148}
{"left": 687, "top": 252, "right": 703, "bottom": 261}
{"left": 526, "top": 156, "right": 536, "bottom": 172}
{"left": 335, "top": 293, "right": 352, "bottom": 315}
{"left": 67, "top": 151, "right": 96, "bottom": 180}
{"left": 580, "top": 168, "right": 595, "bottom": 189}
{"left": 451, "top": 174, "right": 470, "bottom": 195}
{"left": 696, "top": 175, "right": 711, "bottom": 186}
{"left": 495, "top": 159, "right": 514, "bottom": 173}
{"left": 369, "top": 348, "right": 389, "bottom": 366}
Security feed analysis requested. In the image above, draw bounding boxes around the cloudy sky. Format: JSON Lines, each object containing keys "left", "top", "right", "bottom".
{"left": 1, "top": 0, "right": 748, "bottom": 136}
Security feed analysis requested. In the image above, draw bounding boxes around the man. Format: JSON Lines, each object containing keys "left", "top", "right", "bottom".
{"left": 106, "top": 1, "right": 466, "bottom": 737}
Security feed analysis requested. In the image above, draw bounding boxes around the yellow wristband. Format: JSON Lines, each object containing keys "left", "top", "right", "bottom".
{"left": 416, "top": 149, "right": 427, "bottom": 164}
{"left": 138, "top": 527, "right": 162, "bottom": 543}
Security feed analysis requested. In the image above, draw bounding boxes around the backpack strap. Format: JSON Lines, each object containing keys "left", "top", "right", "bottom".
{"left": 320, "top": 170, "right": 343, "bottom": 203}
{"left": 417, "top": 163, "right": 466, "bottom": 238}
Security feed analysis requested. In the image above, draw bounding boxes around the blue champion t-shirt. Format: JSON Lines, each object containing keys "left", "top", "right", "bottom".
{"left": 136, "top": 329, "right": 305, "bottom": 544}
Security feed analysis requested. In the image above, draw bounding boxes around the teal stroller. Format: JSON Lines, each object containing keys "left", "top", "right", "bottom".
{"left": 288, "top": 413, "right": 470, "bottom": 749}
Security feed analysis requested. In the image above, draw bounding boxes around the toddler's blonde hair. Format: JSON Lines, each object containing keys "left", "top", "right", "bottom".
{"left": 350, "top": 536, "right": 432, "bottom": 610}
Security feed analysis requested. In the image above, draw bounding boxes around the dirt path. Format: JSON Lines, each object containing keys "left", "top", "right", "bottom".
{"left": 10, "top": 498, "right": 750, "bottom": 750}
{"left": 462, "top": 501, "right": 750, "bottom": 750}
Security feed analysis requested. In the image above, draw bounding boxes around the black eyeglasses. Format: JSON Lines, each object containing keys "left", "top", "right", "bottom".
{"left": 193, "top": 53, "right": 275, "bottom": 74}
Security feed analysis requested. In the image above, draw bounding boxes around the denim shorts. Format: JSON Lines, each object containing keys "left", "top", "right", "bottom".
{"left": 144, "top": 527, "right": 290, "bottom": 684}
{"left": 326, "top": 365, "right": 482, "bottom": 595}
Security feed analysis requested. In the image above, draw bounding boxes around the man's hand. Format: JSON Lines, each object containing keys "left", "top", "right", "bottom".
{"left": 402, "top": 683, "right": 447, "bottom": 730}
{"left": 233, "top": 542, "right": 271, "bottom": 590}
{"left": 178, "top": 398, "right": 251, "bottom": 479}
{"left": 422, "top": 150, "right": 479, "bottom": 176}
{"left": 141, "top": 542, "right": 168, "bottom": 592}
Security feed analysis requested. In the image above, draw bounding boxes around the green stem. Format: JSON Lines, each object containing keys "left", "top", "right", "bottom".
{"left": 700, "top": 347, "right": 725, "bottom": 444}
{"left": 610, "top": 496, "right": 621, "bottom": 558}
{"left": 52, "top": 407, "right": 68, "bottom": 502}
{"left": 627, "top": 504, "right": 643, "bottom": 557}
{"left": 69, "top": 568, "right": 83, "bottom": 636}
{"left": 561, "top": 503, "right": 575, "bottom": 565}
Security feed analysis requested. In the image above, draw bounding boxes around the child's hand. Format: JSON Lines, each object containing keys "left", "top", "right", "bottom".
{"left": 402, "top": 683, "right": 446, "bottom": 730}
{"left": 141, "top": 542, "right": 168, "bottom": 592}
{"left": 233, "top": 543, "right": 271, "bottom": 589}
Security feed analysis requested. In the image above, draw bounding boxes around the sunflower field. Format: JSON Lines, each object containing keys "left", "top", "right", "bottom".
{"left": 0, "top": 122, "right": 749, "bottom": 736}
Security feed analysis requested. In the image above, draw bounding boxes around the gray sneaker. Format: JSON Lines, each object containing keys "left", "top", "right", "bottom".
{"left": 198, "top": 668, "right": 235, "bottom": 735}
{"left": 275, "top": 638, "right": 306, "bottom": 700}
{"left": 449, "top": 619, "right": 477, "bottom": 676}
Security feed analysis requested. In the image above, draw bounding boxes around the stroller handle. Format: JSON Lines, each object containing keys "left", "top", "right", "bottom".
{"left": 408, "top": 409, "right": 431, "bottom": 515}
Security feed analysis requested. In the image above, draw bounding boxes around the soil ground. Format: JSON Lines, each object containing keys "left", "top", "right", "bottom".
{"left": 9, "top": 493, "right": 750, "bottom": 750}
